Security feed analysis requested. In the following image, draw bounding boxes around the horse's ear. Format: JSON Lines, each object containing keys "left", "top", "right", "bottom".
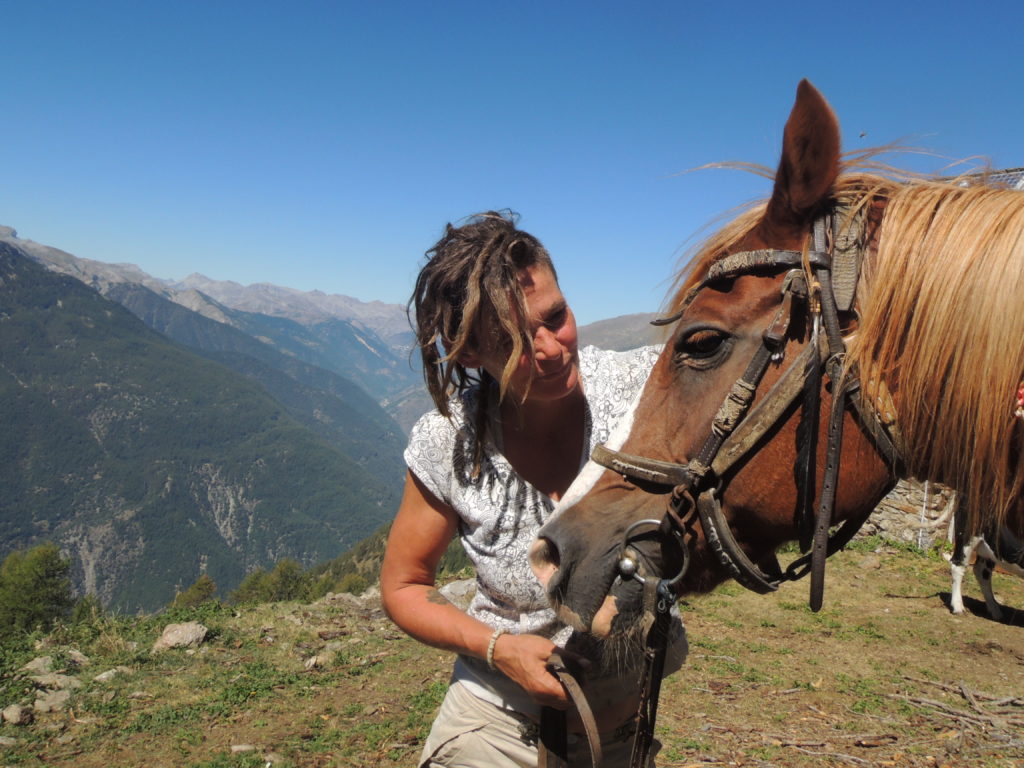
{"left": 766, "top": 79, "right": 841, "bottom": 227}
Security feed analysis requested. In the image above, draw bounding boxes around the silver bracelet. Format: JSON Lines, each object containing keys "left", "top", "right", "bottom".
{"left": 486, "top": 628, "right": 506, "bottom": 671}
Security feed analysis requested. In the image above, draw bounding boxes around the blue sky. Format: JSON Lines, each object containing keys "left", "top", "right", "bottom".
{"left": 4, "top": 1, "right": 1022, "bottom": 325}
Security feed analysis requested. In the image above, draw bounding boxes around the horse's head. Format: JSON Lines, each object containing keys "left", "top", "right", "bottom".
{"left": 530, "top": 80, "right": 898, "bottom": 637}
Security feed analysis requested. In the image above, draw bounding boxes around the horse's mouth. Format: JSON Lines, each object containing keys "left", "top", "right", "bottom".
{"left": 532, "top": 537, "right": 654, "bottom": 638}
{"left": 531, "top": 537, "right": 622, "bottom": 635}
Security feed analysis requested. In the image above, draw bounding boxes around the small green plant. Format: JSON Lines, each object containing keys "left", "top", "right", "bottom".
{"left": 171, "top": 574, "right": 218, "bottom": 610}
{"left": 0, "top": 542, "right": 73, "bottom": 638}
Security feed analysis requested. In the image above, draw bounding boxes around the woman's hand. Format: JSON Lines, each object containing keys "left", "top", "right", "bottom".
{"left": 491, "top": 633, "right": 589, "bottom": 709}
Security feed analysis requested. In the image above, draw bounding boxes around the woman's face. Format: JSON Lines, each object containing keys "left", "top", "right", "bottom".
{"left": 466, "top": 264, "right": 580, "bottom": 404}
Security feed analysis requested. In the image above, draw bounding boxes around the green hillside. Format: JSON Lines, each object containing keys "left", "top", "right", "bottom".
{"left": 103, "top": 282, "right": 407, "bottom": 483}
{"left": 0, "top": 243, "right": 400, "bottom": 611}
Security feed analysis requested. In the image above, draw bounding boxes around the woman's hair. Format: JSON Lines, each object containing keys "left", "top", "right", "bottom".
{"left": 410, "top": 210, "right": 556, "bottom": 467}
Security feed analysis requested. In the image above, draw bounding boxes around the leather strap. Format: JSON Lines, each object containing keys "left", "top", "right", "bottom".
{"left": 629, "top": 579, "right": 673, "bottom": 768}
{"left": 539, "top": 652, "right": 603, "bottom": 768}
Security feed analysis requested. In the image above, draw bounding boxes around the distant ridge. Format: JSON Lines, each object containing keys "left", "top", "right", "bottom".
{"left": 0, "top": 226, "right": 411, "bottom": 346}
{"left": 0, "top": 242, "right": 400, "bottom": 611}
{"left": 578, "top": 312, "right": 665, "bottom": 351}
{"left": 1, "top": 226, "right": 422, "bottom": 404}
{"left": 174, "top": 272, "right": 413, "bottom": 346}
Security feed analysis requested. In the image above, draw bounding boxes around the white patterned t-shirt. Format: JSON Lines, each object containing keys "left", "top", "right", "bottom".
{"left": 404, "top": 345, "right": 661, "bottom": 641}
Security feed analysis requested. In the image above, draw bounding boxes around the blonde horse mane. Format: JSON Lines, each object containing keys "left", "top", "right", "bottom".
{"left": 669, "top": 160, "right": 1024, "bottom": 535}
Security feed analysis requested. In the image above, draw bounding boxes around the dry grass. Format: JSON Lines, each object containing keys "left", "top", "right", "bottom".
{"left": 1, "top": 538, "right": 1022, "bottom": 767}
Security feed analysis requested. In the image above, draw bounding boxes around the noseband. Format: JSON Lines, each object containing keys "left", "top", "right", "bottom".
{"left": 595, "top": 207, "right": 902, "bottom": 611}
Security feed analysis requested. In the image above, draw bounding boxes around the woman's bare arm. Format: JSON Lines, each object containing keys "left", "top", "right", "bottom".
{"left": 379, "top": 471, "right": 571, "bottom": 708}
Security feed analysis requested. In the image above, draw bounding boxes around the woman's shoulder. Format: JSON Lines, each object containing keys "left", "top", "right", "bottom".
{"left": 408, "top": 388, "right": 477, "bottom": 440}
{"left": 405, "top": 387, "right": 484, "bottom": 472}
{"left": 579, "top": 344, "right": 662, "bottom": 385}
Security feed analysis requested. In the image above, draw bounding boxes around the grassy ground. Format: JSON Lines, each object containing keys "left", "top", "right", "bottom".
{"left": 1, "top": 537, "right": 1022, "bottom": 767}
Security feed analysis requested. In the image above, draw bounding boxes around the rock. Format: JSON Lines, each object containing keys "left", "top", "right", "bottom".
{"left": 22, "top": 656, "right": 54, "bottom": 675}
{"left": 152, "top": 622, "right": 208, "bottom": 652}
{"left": 861, "top": 479, "right": 956, "bottom": 548}
{"left": 34, "top": 689, "right": 71, "bottom": 713}
{"left": 30, "top": 674, "right": 82, "bottom": 690}
{"left": 94, "top": 666, "right": 132, "bottom": 683}
{"left": 2, "top": 704, "right": 33, "bottom": 725}
{"left": 0, "top": 735, "right": 17, "bottom": 747}
{"left": 858, "top": 555, "right": 882, "bottom": 571}
{"left": 360, "top": 584, "right": 381, "bottom": 601}
{"left": 67, "top": 649, "right": 90, "bottom": 667}
{"left": 231, "top": 744, "right": 257, "bottom": 753}
{"left": 440, "top": 578, "right": 476, "bottom": 610}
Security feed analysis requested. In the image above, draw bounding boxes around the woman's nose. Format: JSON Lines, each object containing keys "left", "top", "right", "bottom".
{"left": 533, "top": 327, "right": 561, "bottom": 359}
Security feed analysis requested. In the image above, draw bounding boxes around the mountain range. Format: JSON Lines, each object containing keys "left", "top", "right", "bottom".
{"left": 0, "top": 235, "right": 409, "bottom": 611}
{"left": 0, "top": 225, "right": 661, "bottom": 611}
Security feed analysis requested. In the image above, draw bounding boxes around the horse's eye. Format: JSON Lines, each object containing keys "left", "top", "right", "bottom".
{"left": 674, "top": 327, "right": 731, "bottom": 368}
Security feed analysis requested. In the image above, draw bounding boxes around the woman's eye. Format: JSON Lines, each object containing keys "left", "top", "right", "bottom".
{"left": 674, "top": 328, "right": 730, "bottom": 366}
{"left": 543, "top": 309, "right": 567, "bottom": 331}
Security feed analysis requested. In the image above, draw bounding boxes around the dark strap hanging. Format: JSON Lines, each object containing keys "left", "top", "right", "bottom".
{"left": 629, "top": 578, "right": 674, "bottom": 768}
{"left": 539, "top": 652, "right": 603, "bottom": 768}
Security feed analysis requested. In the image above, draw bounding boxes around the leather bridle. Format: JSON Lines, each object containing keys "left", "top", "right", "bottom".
{"left": 606, "top": 207, "right": 900, "bottom": 767}
{"left": 542, "top": 207, "right": 904, "bottom": 768}
{"left": 595, "top": 207, "right": 902, "bottom": 610}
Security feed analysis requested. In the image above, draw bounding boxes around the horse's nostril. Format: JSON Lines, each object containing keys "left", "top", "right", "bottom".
{"left": 529, "top": 538, "right": 560, "bottom": 587}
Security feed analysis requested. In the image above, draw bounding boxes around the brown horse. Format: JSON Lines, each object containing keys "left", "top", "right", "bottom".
{"left": 530, "top": 80, "right": 1024, "bottom": 639}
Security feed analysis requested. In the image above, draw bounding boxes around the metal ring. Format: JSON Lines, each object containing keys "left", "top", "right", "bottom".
{"left": 616, "top": 519, "right": 662, "bottom": 584}
{"left": 615, "top": 517, "right": 691, "bottom": 591}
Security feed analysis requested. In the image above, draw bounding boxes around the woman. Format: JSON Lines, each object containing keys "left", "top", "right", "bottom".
{"left": 380, "top": 211, "right": 682, "bottom": 767}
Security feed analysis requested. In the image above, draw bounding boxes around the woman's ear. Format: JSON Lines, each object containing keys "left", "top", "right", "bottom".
{"left": 457, "top": 349, "right": 482, "bottom": 368}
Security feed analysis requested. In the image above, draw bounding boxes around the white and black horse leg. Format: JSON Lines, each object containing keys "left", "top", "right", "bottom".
{"left": 949, "top": 497, "right": 974, "bottom": 615}
{"left": 949, "top": 496, "right": 1024, "bottom": 620}
{"left": 970, "top": 539, "right": 1004, "bottom": 621}
{"left": 948, "top": 496, "right": 1001, "bottom": 618}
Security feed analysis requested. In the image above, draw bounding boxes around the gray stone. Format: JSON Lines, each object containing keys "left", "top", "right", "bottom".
{"left": 440, "top": 578, "right": 476, "bottom": 610}
{"left": 2, "top": 704, "right": 33, "bottom": 725}
{"left": 152, "top": 621, "right": 208, "bottom": 652}
{"left": 0, "top": 735, "right": 18, "bottom": 747}
{"left": 859, "top": 479, "right": 957, "bottom": 548}
{"left": 30, "top": 673, "right": 82, "bottom": 690}
{"left": 34, "top": 689, "right": 71, "bottom": 713}
{"left": 21, "top": 656, "right": 54, "bottom": 675}
{"left": 93, "top": 666, "right": 132, "bottom": 683}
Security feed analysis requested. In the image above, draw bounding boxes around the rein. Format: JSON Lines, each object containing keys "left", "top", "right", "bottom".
{"left": 568, "top": 207, "right": 903, "bottom": 767}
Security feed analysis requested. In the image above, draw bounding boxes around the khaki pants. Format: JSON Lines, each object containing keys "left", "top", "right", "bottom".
{"left": 419, "top": 680, "right": 659, "bottom": 768}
